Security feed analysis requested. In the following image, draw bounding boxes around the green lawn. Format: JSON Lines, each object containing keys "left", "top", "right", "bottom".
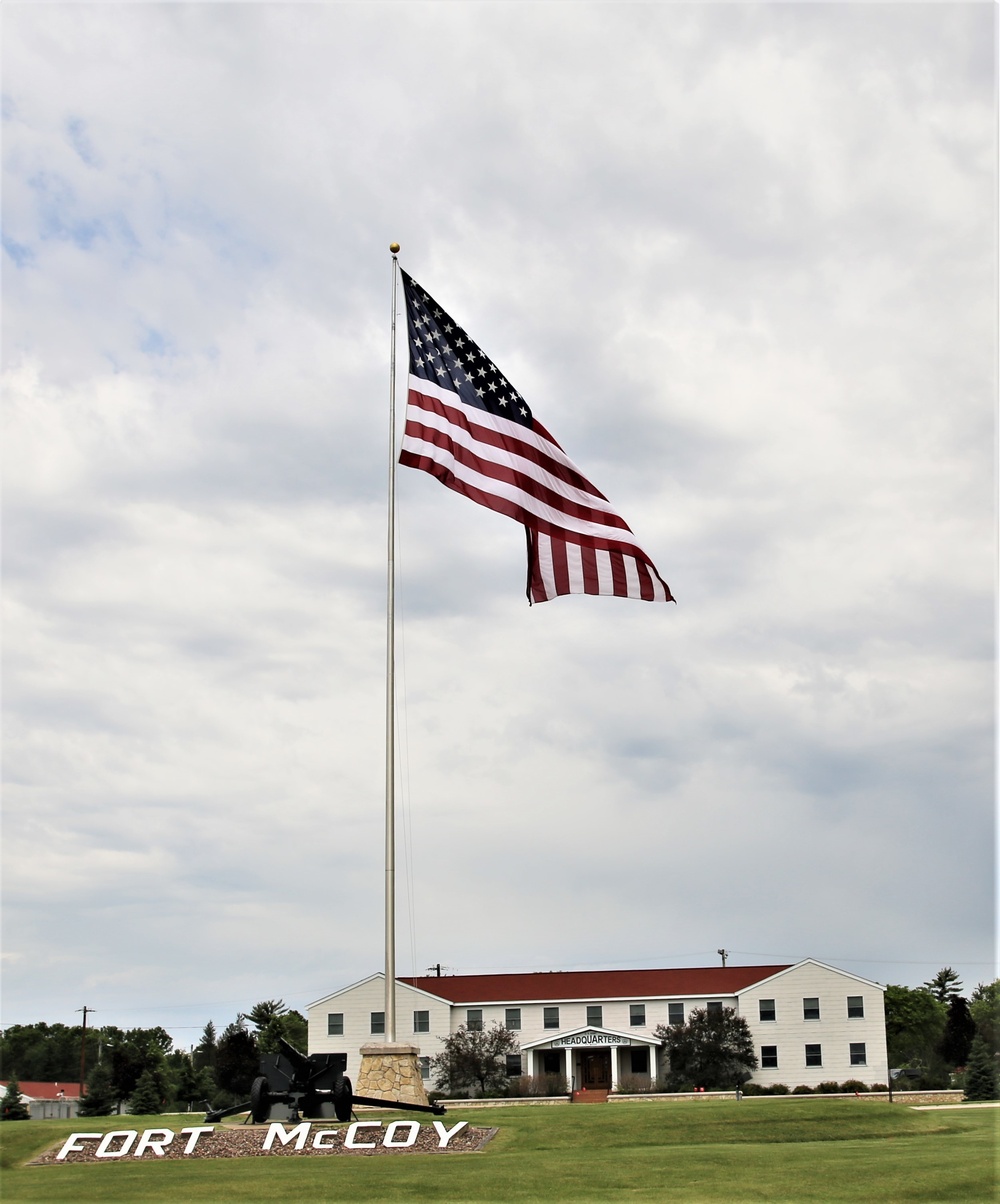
{"left": 1, "top": 1098, "right": 996, "bottom": 1203}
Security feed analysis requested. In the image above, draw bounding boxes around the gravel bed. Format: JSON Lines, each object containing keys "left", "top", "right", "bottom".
{"left": 31, "top": 1120, "right": 497, "bottom": 1164}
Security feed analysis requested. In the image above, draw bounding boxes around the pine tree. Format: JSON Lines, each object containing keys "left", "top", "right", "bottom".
{"left": 964, "top": 1035, "right": 999, "bottom": 1101}
{"left": 215, "top": 1021, "right": 259, "bottom": 1096}
{"left": 193, "top": 1020, "right": 217, "bottom": 1072}
{"left": 128, "top": 1068, "right": 163, "bottom": 1115}
{"left": 1, "top": 1077, "right": 31, "bottom": 1121}
{"left": 78, "top": 1061, "right": 116, "bottom": 1117}
{"left": 939, "top": 996, "right": 977, "bottom": 1068}
{"left": 924, "top": 967, "right": 962, "bottom": 1003}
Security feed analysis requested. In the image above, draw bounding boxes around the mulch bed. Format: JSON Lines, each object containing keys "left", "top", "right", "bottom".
{"left": 31, "top": 1120, "right": 497, "bottom": 1164}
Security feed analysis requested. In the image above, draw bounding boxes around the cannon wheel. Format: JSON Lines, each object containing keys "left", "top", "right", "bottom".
{"left": 250, "top": 1075, "right": 270, "bottom": 1124}
{"left": 333, "top": 1074, "right": 353, "bottom": 1121}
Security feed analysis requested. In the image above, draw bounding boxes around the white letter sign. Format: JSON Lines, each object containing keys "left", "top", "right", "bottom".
{"left": 95, "top": 1131, "right": 138, "bottom": 1159}
{"left": 433, "top": 1120, "right": 468, "bottom": 1148}
{"left": 181, "top": 1126, "right": 215, "bottom": 1153}
{"left": 263, "top": 1122, "right": 310, "bottom": 1151}
{"left": 383, "top": 1120, "right": 419, "bottom": 1148}
{"left": 56, "top": 1133, "right": 101, "bottom": 1160}
{"left": 344, "top": 1121, "right": 381, "bottom": 1148}
{"left": 133, "top": 1129, "right": 174, "bottom": 1157}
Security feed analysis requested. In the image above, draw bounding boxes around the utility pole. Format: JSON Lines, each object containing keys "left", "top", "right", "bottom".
{"left": 76, "top": 1006, "right": 93, "bottom": 1098}
{"left": 717, "top": 949, "right": 729, "bottom": 968}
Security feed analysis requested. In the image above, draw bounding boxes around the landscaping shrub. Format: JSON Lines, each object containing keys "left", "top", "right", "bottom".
{"left": 769, "top": 1083, "right": 790, "bottom": 1094}
{"left": 815, "top": 1081, "right": 841, "bottom": 1094}
{"left": 507, "top": 1074, "right": 568, "bottom": 1098}
{"left": 839, "top": 1080, "right": 869, "bottom": 1093}
{"left": 869, "top": 1083, "right": 888, "bottom": 1092}
{"left": 792, "top": 1084, "right": 813, "bottom": 1094}
{"left": 616, "top": 1074, "right": 657, "bottom": 1094}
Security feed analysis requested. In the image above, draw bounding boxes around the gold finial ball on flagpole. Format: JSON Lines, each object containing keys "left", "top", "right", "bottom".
{"left": 389, "top": 242, "right": 400, "bottom": 254}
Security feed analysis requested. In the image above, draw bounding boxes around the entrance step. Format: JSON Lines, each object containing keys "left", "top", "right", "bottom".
{"left": 571, "top": 1089, "right": 609, "bottom": 1104}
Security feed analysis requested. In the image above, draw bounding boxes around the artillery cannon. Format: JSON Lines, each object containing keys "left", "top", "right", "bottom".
{"left": 204, "top": 1037, "right": 445, "bottom": 1123}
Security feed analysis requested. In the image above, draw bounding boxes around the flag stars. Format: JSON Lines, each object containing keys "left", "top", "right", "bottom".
{"left": 403, "top": 273, "right": 534, "bottom": 429}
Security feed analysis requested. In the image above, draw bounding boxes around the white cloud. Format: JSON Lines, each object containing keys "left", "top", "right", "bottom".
{"left": 2, "top": 3, "right": 994, "bottom": 1041}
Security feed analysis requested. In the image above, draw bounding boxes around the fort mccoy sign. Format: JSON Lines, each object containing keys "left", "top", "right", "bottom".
{"left": 36, "top": 1120, "right": 495, "bottom": 1165}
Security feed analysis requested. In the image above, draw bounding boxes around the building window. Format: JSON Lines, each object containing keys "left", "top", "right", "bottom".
{"left": 587, "top": 1005, "right": 603, "bottom": 1028}
{"left": 371, "top": 1012, "right": 385, "bottom": 1035}
{"left": 758, "top": 999, "right": 776, "bottom": 1022}
{"left": 803, "top": 997, "right": 820, "bottom": 1021}
{"left": 706, "top": 1001, "right": 723, "bottom": 1017}
{"left": 630, "top": 1048, "right": 649, "bottom": 1075}
{"left": 761, "top": 1045, "right": 778, "bottom": 1069}
{"left": 505, "top": 1008, "right": 521, "bottom": 1031}
{"left": 850, "top": 1043, "right": 867, "bottom": 1066}
{"left": 805, "top": 1044, "right": 822, "bottom": 1067}
{"left": 542, "top": 1051, "right": 562, "bottom": 1074}
{"left": 413, "top": 1010, "right": 429, "bottom": 1033}
{"left": 327, "top": 1013, "right": 344, "bottom": 1036}
{"left": 630, "top": 1004, "right": 646, "bottom": 1027}
{"left": 466, "top": 1009, "right": 483, "bottom": 1031}
{"left": 506, "top": 1054, "right": 522, "bottom": 1077}
{"left": 847, "top": 996, "right": 864, "bottom": 1019}
{"left": 668, "top": 1002, "right": 684, "bottom": 1026}
{"left": 419, "top": 1056, "right": 431, "bottom": 1081}
{"left": 543, "top": 1007, "right": 559, "bottom": 1029}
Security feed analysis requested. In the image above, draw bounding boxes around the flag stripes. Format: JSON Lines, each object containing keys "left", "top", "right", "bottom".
{"left": 398, "top": 271, "right": 673, "bottom": 605}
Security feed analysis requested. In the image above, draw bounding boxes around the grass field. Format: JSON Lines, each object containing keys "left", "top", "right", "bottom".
{"left": 1, "top": 1098, "right": 996, "bottom": 1203}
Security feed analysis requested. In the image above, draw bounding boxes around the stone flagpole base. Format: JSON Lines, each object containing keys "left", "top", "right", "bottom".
{"left": 356, "top": 1043, "right": 430, "bottom": 1107}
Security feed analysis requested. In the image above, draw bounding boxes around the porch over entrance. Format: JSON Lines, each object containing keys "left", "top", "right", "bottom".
{"left": 521, "top": 1026, "right": 661, "bottom": 1092}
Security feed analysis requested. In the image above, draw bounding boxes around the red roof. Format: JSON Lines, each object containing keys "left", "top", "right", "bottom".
{"left": 0, "top": 1081, "right": 82, "bottom": 1100}
{"left": 400, "top": 965, "right": 791, "bottom": 1004}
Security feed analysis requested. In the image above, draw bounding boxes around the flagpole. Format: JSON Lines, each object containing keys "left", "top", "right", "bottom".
{"left": 385, "top": 243, "right": 400, "bottom": 1043}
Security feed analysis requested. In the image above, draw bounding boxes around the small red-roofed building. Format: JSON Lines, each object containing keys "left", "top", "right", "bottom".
{"left": 0, "top": 1081, "right": 81, "bottom": 1119}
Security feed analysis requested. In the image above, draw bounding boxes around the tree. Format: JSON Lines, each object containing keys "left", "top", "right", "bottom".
{"left": 939, "top": 996, "right": 976, "bottom": 1068}
{"left": 431, "top": 1023, "right": 520, "bottom": 1098}
{"left": 215, "top": 1021, "right": 259, "bottom": 1097}
{"left": 1, "top": 1077, "right": 30, "bottom": 1121}
{"left": 78, "top": 1062, "right": 116, "bottom": 1117}
{"left": 107, "top": 1028, "right": 171, "bottom": 1107}
{"left": 193, "top": 1020, "right": 218, "bottom": 1072}
{"left": 970, "top": 981, "right": 1000, "bottom": 1055}
{"left": 174, "top": 1056, "right": 215, "bottom": 1112}
{"left": 654, "top": 1006, "right": 756, "bottom": 1090}
{"left": 0, "top": 1021, "right": 102, "bottom": 1083}
{"left": 884, "top": 985, "right": 947, "bottom": 1068}
{"left": 245, "top": 1000, "right": 287, "bottom": 1032}
{"left": 128, "top": 1068, "right": 164, "bottom": 1115}
{"left": 923, "top": 968, "right": 962, "bottom": 1004}
{"left": 257, "top": 1010, "right": 309, "bottom": 1056}
{"left": 964, "top": 1035, "right": 999, "bottom": 1102}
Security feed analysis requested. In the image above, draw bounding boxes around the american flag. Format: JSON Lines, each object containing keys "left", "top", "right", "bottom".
{"left": 398, "top": 270, "right": 673, "bottom": 605}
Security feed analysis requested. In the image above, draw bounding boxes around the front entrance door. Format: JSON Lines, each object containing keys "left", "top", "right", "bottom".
{"left": 581, "top": 1049, "right": 612, "bottom": 1090}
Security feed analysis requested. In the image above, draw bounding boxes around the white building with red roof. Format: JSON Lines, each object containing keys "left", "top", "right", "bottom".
{"left": 0, "top": 1081, "right": 81, "bottom": 1119}
{"left": 307, "top": 959, "right": 887, "bottom": 1093}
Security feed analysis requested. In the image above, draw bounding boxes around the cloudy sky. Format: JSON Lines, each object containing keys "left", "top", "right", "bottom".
{"left": 3, "top": 3, "right": 995, "bottom": 1050}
